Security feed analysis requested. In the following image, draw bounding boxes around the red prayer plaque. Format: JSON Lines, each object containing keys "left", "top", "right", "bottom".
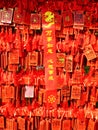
{"left": 84, "top": 44, "right": 96, "bottom": 61}
{"left": 71, "top": 85, "right": 81, "bottom": 100}
{"left": 17, "top": 117, "right": 25, "bottom": 130}
{"left": 66, "top": 55, "right": 73, "bottom": 72}
{"left": 1, "top": 8, "right": 13, "bottom": 24}
{"left": 0, "top": 116, "right": 4, "bottom": 128}
{"left": 28, "top": 51, "right": 38, "bottom": 66}
{"left": 30, "top": 13, "right": 41, "bottom": 30}
{"left": 73, "top": 11, "right": 84, "bottom": 29}
{"left": 8, "top": 50, "right": 19, "bottom": 64}
{"left": 88, "top": 119, "right": 95, "bottom": 130}
{"left": 13, "top": 7, "right": 25, "bottom": 24}
{"left": 54, "top": 13, "right": 62, "bottom": 30}
{"left": 56, "top": 53, "right": 66, "bottom": 67}
{"left": 63, "top": 11, "right": 73, "bottom": 27}
{"left": 0, "top": 10, "right": 3, "bottom": 25}
{"left": 62, "top": 119, "right": 72, "bottom": 130}
{"left": 52, "top": 119, "right": 61, "bottom": 130}
{"left": 25, "top": 86, "right": 34, "bottom": 98}
{"left": 84, "top": 12, "right": 92, "bottom": 27}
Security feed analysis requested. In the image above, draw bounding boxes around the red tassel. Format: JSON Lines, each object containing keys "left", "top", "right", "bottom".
{"left": 22, "top": 0, "right": 28, "bottom": 10}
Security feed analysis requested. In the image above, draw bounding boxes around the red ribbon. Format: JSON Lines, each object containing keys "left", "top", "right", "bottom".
{"left": 42, "top": 10, "right": 57, "bottom": 109}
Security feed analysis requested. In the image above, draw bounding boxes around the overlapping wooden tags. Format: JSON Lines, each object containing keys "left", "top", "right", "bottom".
{"left": 66, "top": 55, "right": 73, "bottom": 72}
{"left": 8, "top": 49, "right": 19, "bottom": 64}
{"left": 61, "top": 85, "right": 70, "bottom": 100}
{"left": 56, "top": 53, "right": 66, "bottom": 67}
{"left": 84, "top": 44, "right": 96, "bottom": 61}
{"left": 71, "top": 85, "right": 81, "bottom": 100}
{"left": 72, "top": 64, "right": 82, "bottom": 84}
{"left": 6, "top": 118, "right": 15, "bottom": 130}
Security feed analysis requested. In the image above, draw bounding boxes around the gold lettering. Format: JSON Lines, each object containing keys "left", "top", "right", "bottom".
{"left": 48, "top": 64, "right": 53, "bottom": 69}
{"left": 49, "top": 70, "right": 54, "bottom": 75}
{"left": 47, "top": 37, "right": 52, "bottom": 42}
{"left": 45, "top": 30, "right": 52, "bottom": 36}
{"left": 48, "top": 76, "right": 54, "bottom": 80}
{"left": 47, "top": 59, "right": 53, "bottom": 64}
{"left": 47, "top": 49, "right": 53, "bottom": 54}
{"left": 44, "top": 11, "right": 54, "bottom": 23}
{"left": 47, "top": 43, "right": 53, "bottom": 48}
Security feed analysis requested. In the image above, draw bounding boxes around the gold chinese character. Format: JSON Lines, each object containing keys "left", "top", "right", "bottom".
{"left": 48, "top": 76, "right": 54, "bottom": 80}
{"left": 65, "top": 16, "right": 70, "bottom": 21}
{"left": 47, "top": 59, "right": 53, "bottom": 64}
{"left": 47, "top": 43, "right": 53, "bottom": 48}
{"left": 45, "top": 30, "right": 52, "bottom": 36}
{"left": 47, "top": 49, "right": 53, "bottom": 53}
{"left": 44, "top": 11, "right": 54, "bottom": 23}
{"left": 48, "top": 70, "right": 54, "bottom": 75}
{"left": 48, "top": 95, "right": 56, "bottom": 103}
{"left": 47, "top": 37, "right": 52, "bottom": 42}
{"left": 48, "top": 64, "right": 53, "bottom": 69}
